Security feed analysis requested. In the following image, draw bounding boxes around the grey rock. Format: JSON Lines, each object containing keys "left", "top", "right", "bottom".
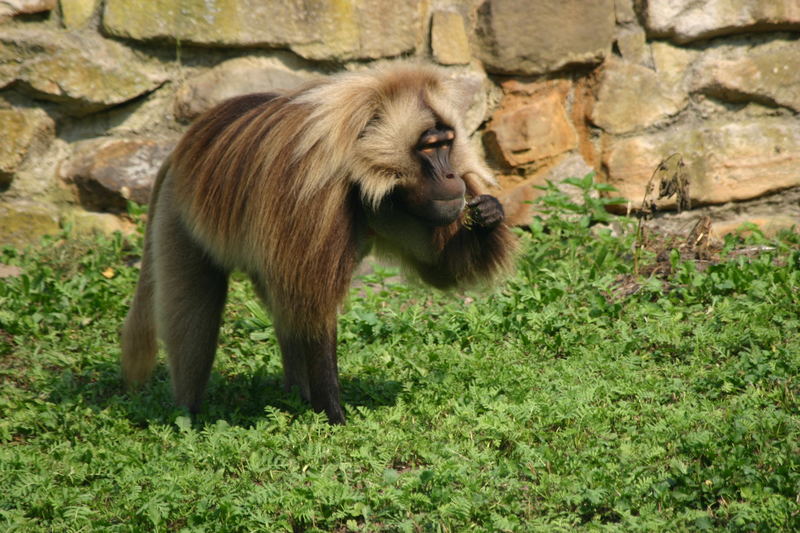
{"left": 61, "top": 138, "right": 175, "bottom": 211}
{"left": 103, "top": 0, "right": 419, "bottom": 61}
{"left": 646, "top": 0, "right": 800, "bottom": 43}
{"left": 603, "top": 116, "right": 800, "bottom": 206}
{"left": 474, "top": 0, "right": 616, "bottom": 75}
{"left": 0, "top": 28, "right": 166, "bottom": 116}
{"left": 0, "top": 200, "right": 60, "bottom": 247}
{"left": 591, "top": 58, "right": 689, "bottom": 134}
{"left": 691, "top": 38, "right": 800, "bottom": 112}
{"left": 0, "top": 0, "right": 55, "bottom": 20}
{"left": 174, "top": 56, "right": 317, "bottom": 121}
{"left": 0, "top": 107, "right": 55, "bottom": 186}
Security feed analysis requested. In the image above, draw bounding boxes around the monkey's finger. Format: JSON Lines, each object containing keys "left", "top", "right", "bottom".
{"left": 482, "top": 209, "right": 504, "bottom": 223}
{"left": 471, "top": 195, "right": 503, "bottom": 213}
{"left": 462, "top": 172, "right": 490, "bottom": 196}
{"left": 468, "top": 195, "right": 504, "bottom": 228}
{"left": 468, "top": 194, "right": 498, "bottom": 208}
{"left": 472, "top": 204, "right": 496, "bottom": 228}
{"left": 478, "top": 211, "right": 503, "bottom": 228}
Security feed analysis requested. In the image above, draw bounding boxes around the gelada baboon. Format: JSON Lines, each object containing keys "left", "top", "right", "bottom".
{"left": 121, "top": 65, "right": 516, "bottom": 424}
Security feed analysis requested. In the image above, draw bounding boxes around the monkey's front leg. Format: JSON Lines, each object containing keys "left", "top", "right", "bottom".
{"left": 276, "top": 328, "right": 345, "bottom": 424}
{"left": 467, "top": 194, "right": 505, "bottom": 229}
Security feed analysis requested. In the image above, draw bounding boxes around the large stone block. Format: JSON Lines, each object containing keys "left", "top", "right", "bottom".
{"left": 485, "top": 81, "right": 577, "bottom": 166}
{"left": 650, "top": 41, "right": 700, "bottom": 81}
{"left": 285, "top": 0, "right": 420, "bottom": 61}
{"left": 174, "top": 56, "right": 317, "bottom": 121}
{"left": 61, "top": 209, "right": 136, "bottom": 237}
{"left": 646, "top": 0, "right": 800, "bottom": 43}
{"left": 615, "top": 26, "right": 653, "bottom": 67}
{"left": 0, "top": 0, "right": 55, "bottom": 19}
{"left": 60, "top": 0, "right": 97, "bottom": 28}
{"left": 591, "top": 58, "right": 688, "bottom": 134}
{"left": 603, "top": 117, "right": 800, "bottom": 206}
{"left": 102, "top": 0, "right": 418, "bottom": 61}
{"left": 691, "top": 39, "right": 800, "bottom": 112}
{"left": 474, "top": 0, "right": 615, "bottom": 75}
{"left": 0, "top": 201, "right": 60, "bottom": 248}
{"left": 60, "top": 138, "right": 175, "bottom": 211}
{"left": 431, "top": 10, "right": 471, "bottom": 65}
{"left": 0, "top": 28, "right": 166, "bottom": 116}
{"left": 0, "top": 107, "right": 55, "bottom": 186}
{"left": 615, "top": 0, "right": 636, "bottom": 23}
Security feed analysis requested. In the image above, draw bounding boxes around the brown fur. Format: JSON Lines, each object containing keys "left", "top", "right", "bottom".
{"left": 121, "top": 64, "right": 516, "bottom": 424}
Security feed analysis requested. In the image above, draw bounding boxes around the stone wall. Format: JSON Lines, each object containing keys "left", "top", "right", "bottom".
{"left": 1, "top": 0, "right": 799, "bottom": 246}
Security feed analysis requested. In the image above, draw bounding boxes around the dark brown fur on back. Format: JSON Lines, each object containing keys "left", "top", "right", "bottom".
{"left": 172, "top": 92, "right": 360, "bottom": 337}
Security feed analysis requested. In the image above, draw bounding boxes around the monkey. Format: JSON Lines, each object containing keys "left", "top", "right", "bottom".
{"left": 121, "top": 65, "right": 516, "bottom": 424}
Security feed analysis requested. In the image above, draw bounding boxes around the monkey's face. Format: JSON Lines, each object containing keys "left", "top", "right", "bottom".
{"left": 351, "top": 79, "right": 482, "bottom": 228}
{"left": 393, "top": 125, "right": 466, "bottom": 226}
{"left": 356, "top": 118, "right": 467, "bottom": 227}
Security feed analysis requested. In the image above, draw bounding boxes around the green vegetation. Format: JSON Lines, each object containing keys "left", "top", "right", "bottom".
{"left": 1, "top": 178, "right": 798, "bottom": 531}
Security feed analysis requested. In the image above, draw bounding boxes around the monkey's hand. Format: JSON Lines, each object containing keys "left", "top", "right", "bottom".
{"left": 467, "top": 194, "right": 505, "bottom": 229}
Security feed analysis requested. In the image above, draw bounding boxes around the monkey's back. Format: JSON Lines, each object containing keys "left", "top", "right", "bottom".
{"left": 164, "top": 88, "right": 361, "bottom": 328}
{"left": 170, "top": 92, "right": 290, "bottom": 234}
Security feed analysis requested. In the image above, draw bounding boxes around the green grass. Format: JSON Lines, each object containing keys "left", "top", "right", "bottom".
{"left": 1, "top": 183, "right": 799, "bottom": 531}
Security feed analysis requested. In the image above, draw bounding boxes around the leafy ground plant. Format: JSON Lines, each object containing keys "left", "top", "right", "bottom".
{"left": 1, "top": 180, "right": 798, "bottom": 531}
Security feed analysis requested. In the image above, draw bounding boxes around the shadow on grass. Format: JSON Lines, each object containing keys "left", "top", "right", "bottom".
{"left": 45, "top": 358, "right": 402, "bottom": 428}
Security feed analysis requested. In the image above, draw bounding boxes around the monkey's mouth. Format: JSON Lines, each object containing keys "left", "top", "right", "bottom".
{"left": 423, "top": 197, "right": 466, "bottom": 226}
{"left": 376, "top": 190, "right": 465, "bottom": 227}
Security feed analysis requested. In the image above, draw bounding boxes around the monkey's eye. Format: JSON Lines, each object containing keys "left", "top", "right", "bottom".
{"left": 417, "top": 128, "right": 454, "bottom": 154}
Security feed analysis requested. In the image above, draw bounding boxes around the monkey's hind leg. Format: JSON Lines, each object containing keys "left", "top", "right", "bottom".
{"left": 121, "top": 233, "right": 159, "bottom": 387}
{"left": 153, "top": 202, "right": 229, "bottom": 414}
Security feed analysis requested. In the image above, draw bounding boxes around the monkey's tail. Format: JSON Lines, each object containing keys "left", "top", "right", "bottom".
{"left": 120, "top": 158, "right": 170, "bottom": 387}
